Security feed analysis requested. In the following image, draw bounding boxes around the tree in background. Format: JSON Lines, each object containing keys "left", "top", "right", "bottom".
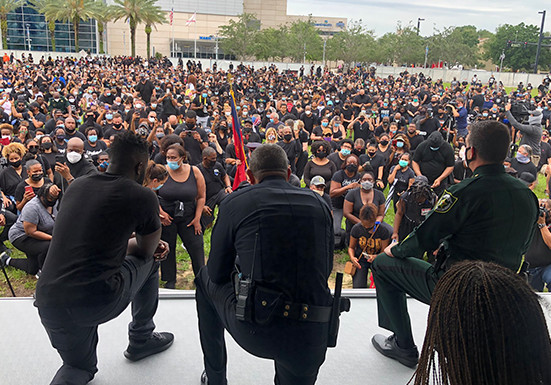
{"left": 142, "top": 4, "right": 165, "bottom": 58}
{"left": 219, "top": 13, "right": 260, "bottom": 61}
{"left": 427, "top": 26, "right": 480, "bottom": 68}
{"left": 375, "top": 23, "right": 424, "bottom": 66}
{"left": 285, "top": 19, "right": 323, "bottom": 62}
{"left": 252, "top": 26, "right": 287, "bottom": 61}
{"left": 43, "top": 0, "right": 97, "bottom": 52}
{"left": 0, "top": 0, "right": 23, "bottom": 49}
{"left": 326, "top": 20, "right": 376, "bottom": 65}
{"left": 111, "top": 0, "right": 164, "bottom": 57}
{"left": 484, "top": 23, "right": 551, "bottom": 72}
{"left": 93, "top": 1, "right": 114, "bottom": 55}
{"left": 30, "top": 0, "right": 57, "bottom": 51}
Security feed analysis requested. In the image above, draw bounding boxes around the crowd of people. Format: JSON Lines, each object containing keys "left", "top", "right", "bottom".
{"left": 0, "top": 54, "right": 550, "bottom": 291}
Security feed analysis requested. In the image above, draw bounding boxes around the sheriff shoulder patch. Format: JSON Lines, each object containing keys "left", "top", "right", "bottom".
{"left": 434, "top": 191, "right": 458, "bottom": 213}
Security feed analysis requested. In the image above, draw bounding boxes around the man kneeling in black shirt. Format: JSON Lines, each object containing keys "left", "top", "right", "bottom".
{"left": 35, "top": 132, "right": 174, "bottom": 385}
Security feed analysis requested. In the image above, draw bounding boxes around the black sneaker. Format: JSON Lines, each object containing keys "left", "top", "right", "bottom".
{"left": 124, "top": 332, "right": 174, "bottom": 362}
{"left": 372, "top": 334, "right": 419, "bottom": 368}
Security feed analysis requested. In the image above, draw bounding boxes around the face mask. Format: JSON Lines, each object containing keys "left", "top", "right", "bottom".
{"left": 516, "top": 153, "right": 530, "bottom": 164}
{"left": 66, "top": 151, "right": 82, "bottom": 164}
{"left": 113, "top": 123, "right": 122, "bottom": 129}
{"left": 148, "top": 117, "right": 155, "bottom": 123}
{"left": 482, "top": 113, "right": 488, "bottom": 117}
{"left": 105, "top": 113, "right": 113, "bottom": 120}
{"left": 65, "top": 126, "right": 75, "bottom": 133}
{"left": 322, "top": 122, "right": 329, "bottom": 127}
{"left": 153, "top": 183, "right": 164, "bottom": 191}
{"left": 151, "top": 104, "right": 157, "bottom": 109}
{"left": 202, "top": 93, "right": 208, "bottom": 98}
{"left": 204, "top": 159, "right": 216, "bottom": 168}
{"left": 9, "top": 160, "right": 21, "bottom": 168}
{"left": 268, "top": 135, "right": 276, "bottom": 141}
{"left": 242, "top": 111, "right": 248, "bottom": 116}
{"left": 305, "top": 110, "right": 312, "bottom": 115}
{"left": 54, "top": 98, "right": 60, "bottom": 102}
{"left": 42, "top": 142, "right": 53, "bottom": 150}
{"left": 361, "top": 181, "right": 373, "bottom": 190}
{"left": 396, "top": 141, "right": 404, "bottom": 148}
{"left": 135, "top": 104, "right": 143, "bottom": 109}
{"left": 31, "top": 173, "right": 43, "bottom": 182}
{"left": 42, "top": 197, "right": 57, "bottom": 207}
{"left": 399, "top": 160, "right": 409, "bottom": 168}
{"left": 69, "top": 98, "right": 75, "bottom": 103}
{"left": 28, "top": 147, "right": 38, "bottom": 155}
{"left": 380, "top": 140, "right": 389, "bottom": 146}
{"left": 156, "top": 133, "right": 165, "bottom": 139}
{"left": 341, "top": 148, "right": 351, "bottom": 156}
{"left": 88, "top": 135, "right": 98, "bottom": 143}
{"left": 430, "top": 146, "right": 440, "bottom": 151}
{"left": 284, "top": 134, "right": 293, "bottom": 141}
{"left": 106, "top": 92, "right": 111, "bottom": 96}
{"left": 346, "top": 164, "right": 358, "bottom": 173}
{"left": 35, "top": 134, "right": 44, "bottom": 141}
{"left": 316, "top": 151, "right": 327, "bottom": 158}
{"left": 167, "top": 161, "right": 181, "bottom": 170}
{"left": 270, "top": 118, "right": 274, "bottom": 123}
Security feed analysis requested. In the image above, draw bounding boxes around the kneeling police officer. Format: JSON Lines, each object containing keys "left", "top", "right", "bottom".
{"left": 195, "top": 144, "right": 338, "bottom": 385}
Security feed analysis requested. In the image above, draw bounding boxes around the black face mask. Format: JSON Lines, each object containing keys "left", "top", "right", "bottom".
{"left": 66, "top": 127, "right": 75, "bottom": 133}
{"left": 204, "top": 160, "right": 216, "bottom": 168}
{"left": 186, "top": 122, "right": 196, "bottom": 130}
{"left": 42, "top": 142, "right": 53, "bottom": 150}
{"left": 380, "top": 140, "right": 389, "bottom": 146}
{"left": 284, "top": 134, "right": 293, "bottom": 141}
{"left": 9, "top": 160, "right": 21, "bottom": 168}
{"left": 316, "top": 151, "right": 327, "bottom": 159}
{"left": 28, "top": 147, "right": 38, "bottom": 155}
{"left": 113, "top": 123, "right": 122, "bottom": 129}
{"left": 346, "top": 164, "right": 358, "bottom": 173}
{"left": 171, "top": 124, "right": 178, "bottom": 130}
{"left": 31, "top": 173, "right": 43, "bottom": 182}
{"left": 368, "top": 151, "right": 376, "bottom": 157}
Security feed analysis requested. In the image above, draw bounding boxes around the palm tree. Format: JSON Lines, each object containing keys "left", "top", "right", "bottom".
{"left": 43, "top": 0, "right": 97, "bottom": 52}
{"left": 0, "top": 0, "right": 23, "bottom": 50}
{"left": 30, "top": 0, "right": 57, "bottom": 51}
{"left": 142, "top": 6, "right": 165, "bottom": 58}
{"left": 111, "top": 0, "right": 164, "bottom": 57}
{"left": 92, "top": 1, "right": 113, "bottom": 54}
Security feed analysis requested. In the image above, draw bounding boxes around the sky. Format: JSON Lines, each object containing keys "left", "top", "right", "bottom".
{"left": 288, "top": 0, "right": 551, "bottom": 37}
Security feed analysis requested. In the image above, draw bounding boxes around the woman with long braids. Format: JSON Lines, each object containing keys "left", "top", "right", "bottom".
{"left": 414, "top": 261, "right": 551, "bottom": 385}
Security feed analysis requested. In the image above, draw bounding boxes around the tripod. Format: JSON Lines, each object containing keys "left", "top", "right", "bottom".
{"left": 1, "top": 250, "right": 15, "bottom": 297}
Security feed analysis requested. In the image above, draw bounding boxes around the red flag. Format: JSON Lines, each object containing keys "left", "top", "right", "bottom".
{"left": 229, "top": 88, "right": 248, "bottom": 190}
{"left": 169, "top": 8, "right": 173, "bottom": 25}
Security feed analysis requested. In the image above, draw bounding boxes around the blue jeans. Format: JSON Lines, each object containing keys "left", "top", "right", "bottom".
{"left": 528, "top": 265, "right": 551, "bottom": 291}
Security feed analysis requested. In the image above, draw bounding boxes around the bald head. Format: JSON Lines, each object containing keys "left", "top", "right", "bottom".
{"left": 168, "top": 115, "right": 178, "bottom": 126}
{"left": 67, "top": 137, "right": 84, "bottom": 153}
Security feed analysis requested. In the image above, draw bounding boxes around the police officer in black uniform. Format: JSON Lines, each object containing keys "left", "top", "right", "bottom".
{"left": 370, "top": 120, "right": 539, "bottom": 367}
{"left": 195, "top": 144, "right": 334, "bottom": 385}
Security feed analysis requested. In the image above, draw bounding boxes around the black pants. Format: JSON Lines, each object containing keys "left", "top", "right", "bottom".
{"left": 160, "top": 217, "right": 204, "bottom": 283}
{"left": 0, "top": 210, "right": 16, "bottom": 244}
{"left": 11, "top": 236, "right": 50, "bottom": 275}
{"left": 37, "top": 256, "right": 160, "bottom": 385}
{"left": 195, "top": 267, "right": 329, "bottom": 385}
{"left": 352, "top": 257, "right": 371, "bottom": 288}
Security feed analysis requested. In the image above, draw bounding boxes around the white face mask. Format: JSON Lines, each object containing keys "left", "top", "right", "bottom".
{"left": 148, "top": 117, "right": 155, "bottom": 123}
{"left": 66, "top": 151, "right": 82, "bottom": 164}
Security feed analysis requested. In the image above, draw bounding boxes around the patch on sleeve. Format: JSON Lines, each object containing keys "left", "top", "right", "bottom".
{"left": 434, "top": 191, "right": 458, "bottom": 214}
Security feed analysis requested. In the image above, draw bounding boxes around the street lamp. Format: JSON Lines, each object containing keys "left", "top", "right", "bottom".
{"left": 417, "top": 18, "right": 425, "bottom": 35}
{"left": 534, "top": 10, "right": 546, "bottom": 74}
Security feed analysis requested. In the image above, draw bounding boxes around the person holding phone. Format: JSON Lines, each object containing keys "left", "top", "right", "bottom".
{"left": 14, "top": 159, "right": 49, "bottom": 211}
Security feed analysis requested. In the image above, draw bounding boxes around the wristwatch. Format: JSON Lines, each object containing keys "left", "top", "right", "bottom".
{"left": 538, "top": 223, "right": 546, "bottom": 229}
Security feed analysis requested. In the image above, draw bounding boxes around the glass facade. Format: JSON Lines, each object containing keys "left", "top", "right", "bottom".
{"left": 6, "top": 3, "right": 97, "bottom": 53}
{"left": 171, "top": 39, "right": 234, "bottom": 60}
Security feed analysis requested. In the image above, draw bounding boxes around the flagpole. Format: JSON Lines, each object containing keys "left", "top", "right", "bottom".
{"left": 171, "top": 0, "right": 174, "bottom": 57}
{"left": 194, "top": 11, "right": 197, "bottom": 59}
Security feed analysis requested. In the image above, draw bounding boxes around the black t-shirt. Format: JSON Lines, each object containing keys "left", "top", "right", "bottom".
{"left": 509, "top": 158, "right": 538, "bottom": 179}
{"left": 353, "top": 120, "right": 373, "bottom": 142}
{"left": 14, "top": 179, "right": 51, "bottom": 203}
{"left": 331, "top": 170, "right": 362, "bottom": 209}
{"left": 103, "top": 126, "right": 127, "bottom": 140}
{"left": 0, "top": 167, "right": 27, "bottom": 197}
{"left": 174, "top": 124, "right": 208, "bottom": 165}
{"left": 197, "top": 162, "right": 227, "bottom": 201}
{"left": 36, "top": 173, "right": 161, "bottom": 307}
{"left": 412, "top": 142, "right": 455, "bottom": 184}
{"left": 350, "top": 222, "right": 391, "bottom": 257}
{"left": 539, "top": 141, "right": 551, "bottom": 170}
{"left": 453, "top": 160, "right": 473, "bottom": 182}
{"left": 359, "top": 153, "right": 386, "bottom": 175}
{"left": 406, "top": 133, "right": 424, "bottom": 152}
{"left": 84, "top": 140, "right": 108, "bottom": 161}
{"left": 327, "top": 152, "right": 345, "bottom": 170}
{"left": 277, "top": 140, "right": 301, "bottom": 172}
{"left": 344, "top": 187, "right": 385, "bottom": 229}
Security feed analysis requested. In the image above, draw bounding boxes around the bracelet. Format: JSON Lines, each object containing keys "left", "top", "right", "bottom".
{"left": 538, "top": 223, "right": 546, "bottom": 229}
{"left": 67, "top": 177, "right": 75, "bottom": 183}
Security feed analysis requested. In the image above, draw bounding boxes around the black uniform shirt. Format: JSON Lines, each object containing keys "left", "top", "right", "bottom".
{"left": 208, "top": 176, "right": 334, "bottom": 306}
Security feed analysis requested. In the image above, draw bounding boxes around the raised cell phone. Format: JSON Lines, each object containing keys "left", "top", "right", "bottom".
{"left": 55, "top": 154, "right": 66, "bottom": 165}
{"left": 24, "top": 185, "right": 33, "bottom": 194}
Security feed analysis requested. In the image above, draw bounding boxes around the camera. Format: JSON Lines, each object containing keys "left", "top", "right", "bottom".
{"left": 540, "top": 206, "right": 549, "bottom": 218}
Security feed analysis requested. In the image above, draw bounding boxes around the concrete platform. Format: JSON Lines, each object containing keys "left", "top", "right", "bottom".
{"left": 1, "top": 290, "right": 549, "bottom": 385}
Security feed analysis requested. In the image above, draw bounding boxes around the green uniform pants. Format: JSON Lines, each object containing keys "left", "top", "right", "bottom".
{"left": 371, "top": 252, "right": 443, "bottom": 347}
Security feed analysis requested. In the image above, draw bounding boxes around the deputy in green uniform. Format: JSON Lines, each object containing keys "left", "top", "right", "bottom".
{"left": 371, "top": 120, "right": 539, "bottom": 368}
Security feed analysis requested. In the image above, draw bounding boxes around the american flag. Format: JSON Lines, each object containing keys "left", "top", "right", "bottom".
{"left": 186, "top": 12, "right": 196, "bottom": 26}
{"left": 169, "top": 8, "right": 173, "bottom": 25}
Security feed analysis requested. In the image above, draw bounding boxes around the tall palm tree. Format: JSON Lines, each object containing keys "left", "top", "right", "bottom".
{"left": 111, "top": 0, "right": 164, "bottom": 57}
{"left": 43, "top": 0, "right": 97, "bottom": 52}
{"left": 30, "top": 0, "right": 57, "bottom": 51}
{"left": 92, "top": 1, "right": 113, "bottom": 54}
{"left": 0, "top": 0, "right": 23, "bottom": 50}
{"left": 142, "top": 6, "right": 165, "bottom": 58}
